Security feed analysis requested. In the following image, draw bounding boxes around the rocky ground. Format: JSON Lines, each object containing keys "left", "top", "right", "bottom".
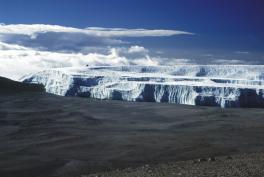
{"left": 87, "top": 153, "right": 264, "bottom": 177}
{"left": 0, "top": 77, "right": 264, "bottom": 177}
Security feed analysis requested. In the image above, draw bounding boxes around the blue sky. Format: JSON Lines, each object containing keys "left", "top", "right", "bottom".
{"left": 0, "top": 0, "right": 263, "bottom": 64}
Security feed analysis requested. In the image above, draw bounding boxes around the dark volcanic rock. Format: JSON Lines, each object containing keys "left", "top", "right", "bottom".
{"left": 0, "top": 76, "right": 45, "bottom": 93}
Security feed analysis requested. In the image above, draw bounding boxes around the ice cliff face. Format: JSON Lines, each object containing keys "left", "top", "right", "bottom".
{"left": 22, "top": 65, "right": 264, "bottom": 108}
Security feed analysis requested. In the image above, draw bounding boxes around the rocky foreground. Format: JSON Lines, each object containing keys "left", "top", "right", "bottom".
{"left": 87, "top": 153, "right": 264, "bottom": 177}
{"left": 1, "top": 76, "right": 264, "bottom": 177}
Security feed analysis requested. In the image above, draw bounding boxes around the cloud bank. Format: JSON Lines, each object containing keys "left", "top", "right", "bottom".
{"left": 0, "top": 24, "right": 193, "bottom": 52}
{"left": 0, "top": 42, "right": 161, "bottom": 80}
{"left": 0, "top": 24, "right": 196, "bottom": 80}
{"left": 1, "top": 24, "right": 253, "bottom": 81}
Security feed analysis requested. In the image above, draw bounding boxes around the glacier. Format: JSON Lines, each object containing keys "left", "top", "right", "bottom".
{"left": 21, "top": 65, "right": 264, "bottom": 108}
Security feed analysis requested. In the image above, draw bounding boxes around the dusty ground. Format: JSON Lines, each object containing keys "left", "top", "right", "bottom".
{"left": 0, "top": 78, "right": 264, "bottom": 177}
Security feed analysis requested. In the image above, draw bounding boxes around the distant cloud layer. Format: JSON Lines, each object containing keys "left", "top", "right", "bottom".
{"left": 0, "top": 24, "right": 256, "bottom": 81}
{"left": 0, "top": 24, "right": 195, "bottom": 80}
{"left": 0, "top": 24, "right": 193, "bottom": 52}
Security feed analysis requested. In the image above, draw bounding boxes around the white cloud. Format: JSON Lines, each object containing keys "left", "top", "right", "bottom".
{"left": 154, "top": 58, "right": 192, "bottom": 65}
{"left": 132, "top": 57, "right": 159, "bottom": 66}
{"left": 0, "top": 39, "right": 256, "bottom": 81}
{"left": 235, "top": 51, "right": 250, "bottom": 55}
{"left": 0, "top": 42, "right": 161, "bottom": 80}
{"left": 0, "top": 24, "right": 195, "bottom": 80}
{"left": 203, "top": 54, "right": 214, "bottom": 57}
{"left": 0, "top": 41, "right": 28, "bottom": 50}
{"left": 0, "top": 24, "right": 193, "bottom": 53}
{"left": 128, "top": 45, "right": 148, "bottom": 54}
{"left": 155, "top": 51, "right": 164, "bottom": 54}
{"left": 214, "top": 59, "right": 247, "bottom": 64}
{"left": 0, "top": 24, "right": 194, "bottom": 38}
